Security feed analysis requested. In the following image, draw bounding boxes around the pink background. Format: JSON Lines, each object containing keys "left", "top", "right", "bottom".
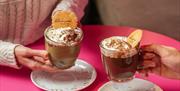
{"left": 0, "top": 25, "right": 180, "bottom": 91}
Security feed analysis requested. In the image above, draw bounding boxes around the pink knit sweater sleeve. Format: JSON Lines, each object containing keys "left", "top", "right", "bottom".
{"left": 0, "top": 40, "right": 20, "bottom": 69}
{"left": 53, "top": 0, "right": 88, "bottom": 21}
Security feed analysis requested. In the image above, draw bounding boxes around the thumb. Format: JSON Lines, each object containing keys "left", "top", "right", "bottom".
{"left": 142, "top": 44, "right": 177, "bottom": 58}
{"left": 141, "top": 44, "right": 167, "bottom": 57}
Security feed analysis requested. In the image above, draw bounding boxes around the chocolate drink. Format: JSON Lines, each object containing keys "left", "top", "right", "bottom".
{"left": 100, "top": 36, "right": 141, "bottom": 82}
{"left": 44, "top": 27, "right": 83, "bottom": 69}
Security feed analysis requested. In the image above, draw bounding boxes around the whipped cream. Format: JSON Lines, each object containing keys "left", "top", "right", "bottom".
{"left": 101, "top": 36, "right": 138, "bottom": 58}
{"left": 45, "top": 27, "right": 83, "bottom": 46}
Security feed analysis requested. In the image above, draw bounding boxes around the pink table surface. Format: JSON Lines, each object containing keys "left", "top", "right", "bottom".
{"left": 0, "top": 25, "right": 180, "bottom": 91}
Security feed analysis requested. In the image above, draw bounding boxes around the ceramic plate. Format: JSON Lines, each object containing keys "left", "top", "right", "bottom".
{"left": 31, "top": 59, "right": 96, "bottom": 91}
{"left": 98, "top": 78, "right": 163, "bottom": 91}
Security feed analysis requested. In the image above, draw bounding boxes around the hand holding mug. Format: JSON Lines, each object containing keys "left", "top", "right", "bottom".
{"left": 140, "top": 44, "right": 180, "bottom": 79}
{"left": 15, "top": 45, "right": 59, "bottom": 72}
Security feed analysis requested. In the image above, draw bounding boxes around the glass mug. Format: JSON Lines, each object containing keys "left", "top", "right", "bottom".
{"left": 44, "top": 26, "right": 83, "bottom": 69}
{"left": 99, "top": 36, "right": 142, "bottom": 82}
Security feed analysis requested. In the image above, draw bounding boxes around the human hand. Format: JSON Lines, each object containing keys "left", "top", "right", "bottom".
{"left": 140, "top": 44, "right": 180, "bottom": 79}
{"left": 14, "top": 45, "right": 59, "bottom": 72}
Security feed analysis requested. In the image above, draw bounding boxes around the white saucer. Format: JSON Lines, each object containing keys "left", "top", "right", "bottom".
{"left": 30, "top": 59, "right": 97, "bottom": 91}
{"left": 98, "top": 78, "right": 163, "bottom": 91}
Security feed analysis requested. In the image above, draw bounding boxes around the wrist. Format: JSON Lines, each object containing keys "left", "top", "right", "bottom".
{"left": 14, "top": 45, "right": 23, "bottom": 69}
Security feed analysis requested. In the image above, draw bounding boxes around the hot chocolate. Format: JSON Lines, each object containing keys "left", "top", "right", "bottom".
{"left": 100, "top": 36, "right": 141, "bottom": 82}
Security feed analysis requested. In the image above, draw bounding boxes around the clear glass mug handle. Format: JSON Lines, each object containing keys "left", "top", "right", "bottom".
{"left": 137, "top": 49, "right": 144, "bottom": 70}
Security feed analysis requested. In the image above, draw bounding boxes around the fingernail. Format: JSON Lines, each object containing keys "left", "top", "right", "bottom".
{"left": 44, "top": 53, "right": 48, "bottom": 60}
{"left": 45, "top": 61, "right": 53, "bottom": 66}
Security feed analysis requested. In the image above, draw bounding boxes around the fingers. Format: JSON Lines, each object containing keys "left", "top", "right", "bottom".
{"left": 33, "top": 56, "right": 53, "bottom": 66}
{"left": 138, "top": 60, "right": 155, "bottom": 76}
{"left": 143, "top": 51, "right": 160, "bottom": 65}
{"left": 143, "top": 60, "right": 156, "bottom": 68}
{"left": 21, "top": 58, "right": 60, "bottom": 72}
{"left": 26, "top": 49, "right": 48, "bottom": 60}
{"left": 33, "top": 56, "right": 52, "bottom": 65}
{"left": 33, "top": 56, "right": 45, "bottom": 63}
{"left": 138, "top": 49, "right": 161, "bottom": 76}
{"left": 143, "top": 52, "right": 156, "bottom": 59}
{"left": 142, "top": 54, "right": 161, "bottom": 68}
{"left": 138, "top": 60, "right": 161, "bottom": 77}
